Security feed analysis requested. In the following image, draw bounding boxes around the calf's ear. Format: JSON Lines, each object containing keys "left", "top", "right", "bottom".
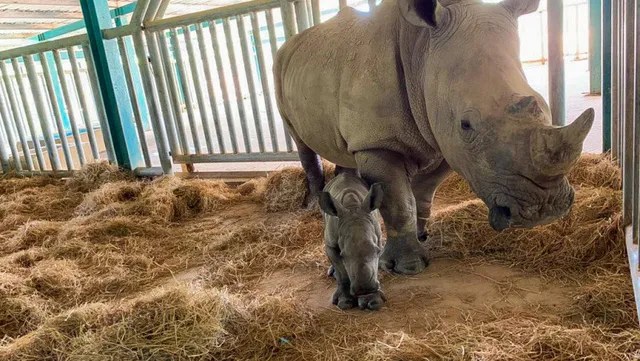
{"left": 398, "top": 0, "right": 445, "bottom": 28}
{"left": 502, "top": 0, "right": 540, "bottom": 17}
{"left": 362, "top": 183, "right": 384, "bottom": 213}
{"left": 320, "top": 192, "right": 340, "bottom": 217}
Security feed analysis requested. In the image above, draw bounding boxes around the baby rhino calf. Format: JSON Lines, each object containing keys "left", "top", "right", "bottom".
{"left": 320, "top": 169, "right": 386, "bottom": 311}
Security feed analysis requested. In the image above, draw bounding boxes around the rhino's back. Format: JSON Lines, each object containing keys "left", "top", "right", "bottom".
{"left": 275, "top": 2, "right": 425, "bottom": 167}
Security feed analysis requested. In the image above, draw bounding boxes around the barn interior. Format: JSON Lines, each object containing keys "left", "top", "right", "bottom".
{"left": 0, "top": 0, "right": 639, "bottom": 360}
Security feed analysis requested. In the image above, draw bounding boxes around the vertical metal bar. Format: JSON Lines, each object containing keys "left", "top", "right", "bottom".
{"left": 144, "top": 31, "right": 180, "bottom": 158}
{"left": 611, "top": 0, "right": 619, "bottom": 159}
{"left": 68, "top": 46, "right": 100, "bottom": 160}
{"left": 251, "top": 12, "right": 277, "bottom": 152}
{"left": 40, "top": 52, "right": 74, "bottom": 171}
{"left": 0, "top": 77, "right": 22, "bottom": 172}
{"left": 339, "top": 0, "right": 348, "bottom": 10}
{"left": 623, "top": 0, "right": 635, "bottom": 226}
{"left": 209, "top": 20, "right": 238, "bottom": 153}
{"left": 632, "top": 0, "right": 640, "bottom": 248}
{"left": 156, "top": 0, "right": 171, "bottom": 19}
{"left": 143, "top": 0, "right": 162, "bottom": 22}
{"left": 306, "top": 0, "right": 313, "bottom": 26}
{"left": 311, "top": 0, "right": 321, "bottom": 26}
{"left": 237, "top": 15, "right": 265, "bottom": 153}
{"left": 223, "top": 17, "right": 252, "bottom": 152}
{"left": 540, "top": 11, "right": 546, "bottom": 63}
{"left": 196, "top": 23, "right": 226, "bottom": 154}
{"left": 117, "top": 37, "right": 152, "bottom": 167}
{"left": 53, "top": 50, "right": 86, "bottom": 166}
{"left": 115, "top": 16, "right": 150, "bottom": 131}
{"left": 0, "top": 116, "right": 9, "bottom": 173}
{"left": 171, "top": 28, "right": 202, "bottom": 155}
{"left": 589, "top": 0, "right": 602, "bottom": 94}
{"left": 280, "top": 0, "right": 297, "bottom": 39}
{"left": 295, "top": 0, "right": 310, "bottom": 32}
{"left": 12, "top": 58, "right": 45, "bottom": 171}
{"left": 184, "top": 25, "right": 216, "bottom": 154}
{"left": 24, "top": 54, "right": 60, "bottom": 171}
{"left": 618, "top": 0, "right": 624, "bottom": 166}
{"left": 158, "top": 30, "right": 189, "bottom": 153}
{"left": 547, "top": 0, "right": 565, "bottom": 126}
{"left": 83, "top": 44, "right": 116, "bottom": 164}
{"left": 133, "top": 31, "right": 173, "bottom": 174}
{"left": 602, "top": 0, "right": 612, "bottom": 153}
{"left": 266, "top": 9, "right": 279, "bottom": 58}
{"left": 0, "top": 61, "right": 33, "bottom": 171}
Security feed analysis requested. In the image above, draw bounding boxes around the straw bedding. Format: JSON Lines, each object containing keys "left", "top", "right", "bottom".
{"left": 0, "top": 155, "right": 637, "bottom": 360}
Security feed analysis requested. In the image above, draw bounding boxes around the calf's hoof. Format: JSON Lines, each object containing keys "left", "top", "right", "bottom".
{"left": 358, "top": 291, "right": 386, "bottom": 311}
{"left": 380, "top": 237, "right": 429, "bottom": 275}
{"left": 332, "top": 288, "right": 356, "bottom": 310}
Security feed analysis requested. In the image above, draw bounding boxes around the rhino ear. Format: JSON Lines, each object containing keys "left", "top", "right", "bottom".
{"left": 398, "top": 0, "right": 445, "bottom": 28}
{"left": 502, "top": 0, "right": 541, "bottom": 17}
{"left": 320, "top": 192, "right": 340, "bottom": 217}
{"left": 362, "top": 183, "right": 384, "bottom": 213}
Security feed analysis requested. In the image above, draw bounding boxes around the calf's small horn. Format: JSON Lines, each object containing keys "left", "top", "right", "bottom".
{"left": 530, "top": 108, "right": 595, "bottom": 176}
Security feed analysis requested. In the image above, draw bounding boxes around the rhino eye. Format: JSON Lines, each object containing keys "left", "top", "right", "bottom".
{"left": 461, "top": 119, "right": 472, "bottom": 131}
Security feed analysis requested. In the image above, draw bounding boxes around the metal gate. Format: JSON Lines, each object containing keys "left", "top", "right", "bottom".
{"left": 605, "top": 0, "right": 640, "bottom": 324}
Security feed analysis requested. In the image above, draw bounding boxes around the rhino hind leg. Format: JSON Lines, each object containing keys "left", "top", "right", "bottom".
{"left": 294, "top": 138, "right": 325, "bottom": 207}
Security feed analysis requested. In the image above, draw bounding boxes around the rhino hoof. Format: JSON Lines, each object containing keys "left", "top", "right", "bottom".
{"left": 358, "top": 291, "right": 386, "bottom": 311}
{"left": 380, "top": 238, "right": 429, "bottom": 275}
{"left": 332, "top": 288, "right": 356, "bottom": 310}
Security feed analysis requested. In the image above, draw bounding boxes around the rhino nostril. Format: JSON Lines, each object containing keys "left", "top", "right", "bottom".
{"left": 489, "top": 206, "right": 511, "bottom": 232}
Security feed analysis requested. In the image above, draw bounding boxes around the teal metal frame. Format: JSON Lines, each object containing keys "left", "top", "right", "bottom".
{"left": 602, "top": 0, "right": 611, "bottom": 152}
{"left": 588, "top": 0, "right": 602, "bottom": 95}
{"left": 80, "top": 0, "right": 143, "bottom": 170}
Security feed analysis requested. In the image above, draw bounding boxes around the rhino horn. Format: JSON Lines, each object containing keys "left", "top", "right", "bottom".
{"left": 530, "top": 108, "right": 595, "bottom": 176}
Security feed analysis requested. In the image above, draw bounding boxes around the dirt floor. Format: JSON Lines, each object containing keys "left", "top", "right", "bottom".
{"left": 0, "top": 154, "right": 638, "bottom": 360}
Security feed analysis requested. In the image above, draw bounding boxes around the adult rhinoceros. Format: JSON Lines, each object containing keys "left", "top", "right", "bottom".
{"left": 274, "top": 0, "right": 594, "bottom": 275}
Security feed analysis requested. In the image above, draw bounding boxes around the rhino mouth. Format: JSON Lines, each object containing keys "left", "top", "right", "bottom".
{"left": 478, "top": 175, "right": 575, "bottom": 232}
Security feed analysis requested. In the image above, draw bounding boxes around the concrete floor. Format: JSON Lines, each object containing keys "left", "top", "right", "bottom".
{"left": 142, "top": 59, "right": 603, "bottom": 175}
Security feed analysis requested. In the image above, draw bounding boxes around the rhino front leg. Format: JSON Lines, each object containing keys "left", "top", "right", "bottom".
{"left": 293, "top": 138, "right": 324, "bottom": 207}
{"left": 356, "top": 150, "right": 428, "bottom": 275}
{"left": 326, "top": 246, "right": 356, "bottom": 309}
{"left": 411, "top": 161, "right": 452, "bottom": 242}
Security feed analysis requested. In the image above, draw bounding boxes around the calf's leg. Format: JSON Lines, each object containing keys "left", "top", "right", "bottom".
{"left": 356, "top": 150, "right": 428, "bottom": 275}
{"left": 326, "top": 246, "right": 356, "bottom": 309}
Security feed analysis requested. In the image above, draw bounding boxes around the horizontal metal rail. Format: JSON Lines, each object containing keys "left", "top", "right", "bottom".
{"left": 0, "top": 34, "right": 88, "bottom": 61}
{"left": 144, "top": 0, "right": 280, "bottom": 32}
{"left": 173, "top": 152, "right": 300, "bottom": 164}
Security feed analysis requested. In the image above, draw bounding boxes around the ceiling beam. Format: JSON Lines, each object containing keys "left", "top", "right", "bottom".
{"left": 0, "top": 22, "right": 61, "bottom": 29}
{"left": 0, "top": 10, "right": 84, "bottom": 19}
{"left": 0, "top": 0, "right": 130, "bottom": 7}
{"left": 0, "top": 32, "right": 37, "bottom": 38}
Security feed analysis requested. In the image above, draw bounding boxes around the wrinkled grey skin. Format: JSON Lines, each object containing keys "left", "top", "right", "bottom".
{"left": 274, "top": 0, "right": 594, "bottom": 276}
{"left": 320, "top": 168, "right": 386, "bottom": 310}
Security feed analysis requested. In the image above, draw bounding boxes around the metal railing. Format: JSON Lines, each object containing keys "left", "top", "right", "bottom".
{"left": 608, "top": 0, "right": 640, "bottom": 326}
{"left": 0, "top": 34, "right": 113, "bottom": 175}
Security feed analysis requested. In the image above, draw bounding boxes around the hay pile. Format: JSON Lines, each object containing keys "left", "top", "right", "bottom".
{"left": 1, "top": 285, "right": 313, "bottom": 361}
{"left": 0, "top": 154, "right": 638, "bottom": 361}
